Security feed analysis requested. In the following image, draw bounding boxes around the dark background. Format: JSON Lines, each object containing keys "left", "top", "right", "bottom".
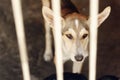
{"left": 0, "top": 0, "right": 120, "bottom": 80}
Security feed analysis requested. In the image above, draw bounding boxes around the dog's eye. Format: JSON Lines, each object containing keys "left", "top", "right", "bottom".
{"left": 82, "top": 34, "right": 88, "bottom": 39}
{"left": 66, "top": 34, "right": 73, "bottom": 39}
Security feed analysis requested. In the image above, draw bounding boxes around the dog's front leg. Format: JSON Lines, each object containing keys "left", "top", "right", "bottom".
{"left": 72, "top": 62, "right": 83, "bottom": 73}
{"left": 44, "top": 23, "right": 53, "bottom": 61}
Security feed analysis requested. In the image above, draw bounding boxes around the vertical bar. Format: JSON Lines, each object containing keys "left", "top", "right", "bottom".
{"left": 89, "top": 0, "right": 99, "bottom": 80}
{"left": 11, "top": 0, "right": 31, "bottom": 80}
{"left": 51, "top": 0, "right": 63, "bottom": 80}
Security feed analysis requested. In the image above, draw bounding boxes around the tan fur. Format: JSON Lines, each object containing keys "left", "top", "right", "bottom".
{"left": 42, "top": 0, "right": 111, "bottom": 73}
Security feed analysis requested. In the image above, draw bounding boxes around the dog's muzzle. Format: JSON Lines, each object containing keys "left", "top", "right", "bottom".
{"left": 74, "top": 54, "right": 84, "bottom": 61}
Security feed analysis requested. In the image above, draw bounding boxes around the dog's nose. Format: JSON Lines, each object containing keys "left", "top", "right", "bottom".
{"left": 75, "top": 55, "right": 84, "bottom": 61}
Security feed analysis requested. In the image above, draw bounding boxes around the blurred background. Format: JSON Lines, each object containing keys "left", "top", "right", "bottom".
{"left": 0, "top": 0, "right": 120, "bottom": 80}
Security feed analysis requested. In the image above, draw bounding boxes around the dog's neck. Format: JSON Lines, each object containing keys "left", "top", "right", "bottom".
{"left": 60, "top": 0, "right": 79, "bottom": 17}
{"left": 49, "top": 0, "right": 79, "bottom": 17}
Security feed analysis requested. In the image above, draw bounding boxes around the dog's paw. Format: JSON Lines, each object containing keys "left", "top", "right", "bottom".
{"left": 44, "top": 52, "right": 53, "bottom": 62}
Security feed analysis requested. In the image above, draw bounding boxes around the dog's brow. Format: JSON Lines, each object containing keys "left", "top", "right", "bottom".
{"left": 79, "top": 28, "right": 88, "bottom": 36}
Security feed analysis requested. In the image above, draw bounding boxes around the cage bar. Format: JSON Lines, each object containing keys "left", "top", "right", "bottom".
{"left": 51, "top": 0, "right": 64, "bottom": 80}
{"left": 89, "top": 0, "right": 99, "bottom": 80}
{"left": 11, "top": 0, "right": 31, "bottom": 80}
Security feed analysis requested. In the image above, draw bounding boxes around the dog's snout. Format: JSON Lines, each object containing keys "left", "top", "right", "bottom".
{"left": 75, "top": 54, "right": 84, "bottom": 61}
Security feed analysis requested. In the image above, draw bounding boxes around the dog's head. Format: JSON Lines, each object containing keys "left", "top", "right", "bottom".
{"left": 42, "top": 6, "right": 111, "bottom": 62}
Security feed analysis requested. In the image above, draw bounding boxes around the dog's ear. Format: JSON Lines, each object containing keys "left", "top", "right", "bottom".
{"left": 42, "top": 6, "right": 54, "bottom": 27}
{"left": 42, "top": 6, "right": 65, "bottom": 28}
{"left": 98, "top": 6, "right": 111, "bottom": 26}
{"left": 87, "top": 6, "right": 111, "bottom": 27}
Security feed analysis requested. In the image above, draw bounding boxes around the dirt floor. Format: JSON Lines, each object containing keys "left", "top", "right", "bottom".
{"left": 0, "top": 0, "right": 120, "bottom": 80}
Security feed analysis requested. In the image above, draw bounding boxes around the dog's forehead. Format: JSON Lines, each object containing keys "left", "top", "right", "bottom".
{"left": 63, "top": 14, "right": 88, "bottom": 33}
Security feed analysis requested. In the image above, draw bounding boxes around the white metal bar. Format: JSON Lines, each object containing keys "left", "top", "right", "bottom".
{"left": 89, "top": 0, "right": 99, "bottom": 80}
{"left": 11, "top": 0, "right": 31, "bottom": 80}
{"left": 51, "top": 0, "right": 63, "bottom": 80}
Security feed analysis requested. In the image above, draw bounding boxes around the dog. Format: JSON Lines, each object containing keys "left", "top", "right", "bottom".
{"left": 42, "top": 0, "right": 111, "bottom": 73}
